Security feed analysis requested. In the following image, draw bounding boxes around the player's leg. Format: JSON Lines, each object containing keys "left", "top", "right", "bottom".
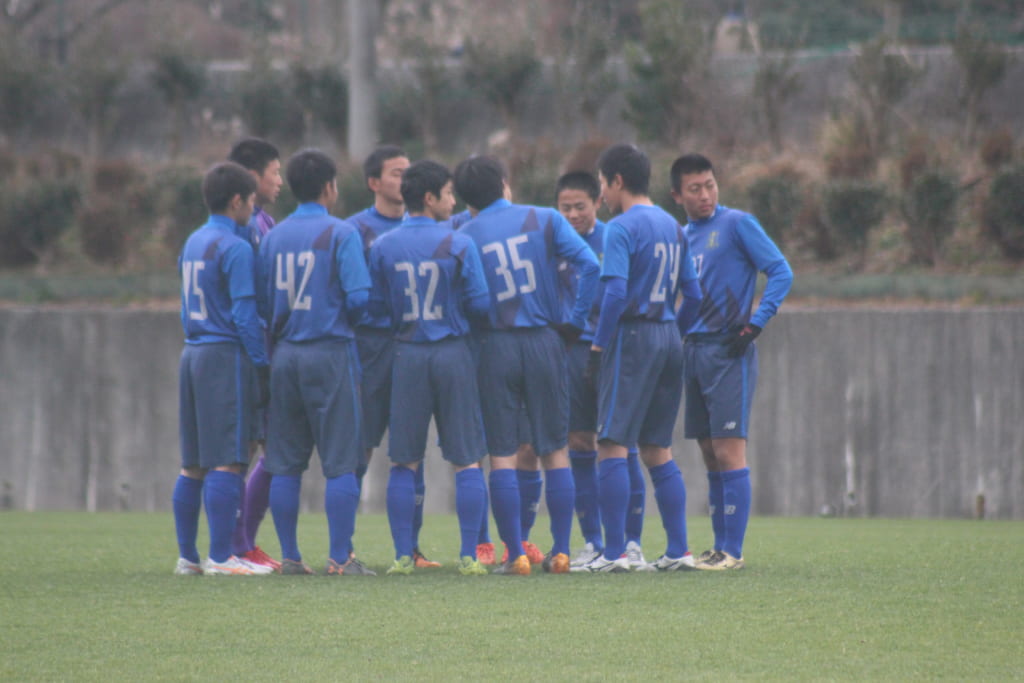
{"left": 566, "top": 341, "right": 602, "bottom": 563}
{"left": 239, "top": 450, "right": 278, "bottom": 568}
{"left": 174, "top": 346, "right": 204, "bottom": 573}
{"left": 356, "top": 328, "right": 394, "bottom": 493}
{"left": 411, "top": 460, "right": 439, "bottom": 567}
{"left": 624, "top": 446, "right": 650, "bottom": 569}
{"left": 699, "top": 438, "right": 724, "bottom": 559}
{"left": 516, "top": 442, "right": 543, "bottom": 547}
{"left": 683, "top": 338, "right": 718, "bottom": 562}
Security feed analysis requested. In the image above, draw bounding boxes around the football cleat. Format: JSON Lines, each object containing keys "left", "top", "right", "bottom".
{"left": 625, "top": 540, "right": 655, "bottom": 572}
{"left": 696, "top": 550, "right": 744, "bottom": 571}
{"left": 386, "top": 556, "right": 415, "bottom": 575}
{"left": 203, "top": 555, "right": 273, "bottom": 576}
{"left": 570, "top": 554, "right": 631, "bottom": 573}
{"left": 278, "top": 558, "right": 315, "bottom": 575}
{"left": 242, "top": 546, "right": 281, "bottom": 571}
{"left": 501, "top": 541, "right": 546, "bottom": 565}
{"left": 650, "top": 552, "right": 697, "bottom": 571}
{"left": 541, "top": 552, "right": 571, "bottom": 574}
{"left": 696, "top": 549, "right": 717, "bottom": 564}
{"left": 326, "top": 557, "right": 377, "bottom": 576}
{"left": 476, "top": 542, "right": 496, "bottom": 565}
{"left": 457, "top": 556, "right": 489, "bottom": 576}
{"left": 412, "top": 548, "right": 441, "bottom": 568}
{"left": 174, "top": 557, "right": 203, "bottom": 576}
{"left": 492, "top": 554, "right": 531, "bottom": 576}
{"left": 570, "top": 542, "right": 602, "bottom": 568}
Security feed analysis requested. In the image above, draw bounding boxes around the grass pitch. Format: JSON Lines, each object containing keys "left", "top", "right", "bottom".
{"left": 1, "top": 512, "right": 1021, "bottom": 681}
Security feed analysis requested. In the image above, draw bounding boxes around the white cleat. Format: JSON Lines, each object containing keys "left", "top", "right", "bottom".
{"left": 625, "top": 540, "right": 656, "bottom": 572}
{"left": 570, "top": 554, "right": 631, "bottom": 573}
{"left": 650, "top": 552, "right": 697, "bottom": 571}
{"left": 570, "top": 542, "right": 602, "bottom": 568}
{"left": 202, "top": 555, "right": 274, "bottom": 575}
{"left": 174, "top": 557, "right": 203, "bottom": 575}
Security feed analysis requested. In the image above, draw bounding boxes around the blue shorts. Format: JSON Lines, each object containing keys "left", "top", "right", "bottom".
{"left": 356, "top": 327, "right": 395, "bottom": 450}
{"left": 476, "top": 327, "right": 568, "bottom": 457}
{"left": 179, "top": 343, "right": 254, "bottom": 469}
{"left": 683, "top": 334, "right": 758, "bottom": 440}
{"left": 389, "top": 338, "right": 485, "bottom": 468}
{"left": 265, "top": 339, "right": 363, "bottom": 479}
{"left": 567, "top": 340, "right": 597, "bottom": 433}
{"left": 597, "top": 320, "right": 683, "bottom": 449}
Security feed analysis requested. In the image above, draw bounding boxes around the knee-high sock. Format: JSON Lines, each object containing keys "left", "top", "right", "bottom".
{"left": 412, "top": 461, "right": 426, "bottom": 550}
{"left": 478, "top": 481, "right": 492, "bottom": 544}
{"left": 455, "top": 468, "right": 486, "bottom": 558}
{"left": 626, "top": 449, "right": 646, "bottom": 545}
{"left": 204, "top": 470, "right": 242, "bottom": 563}
{"left": 386, "top": 466, "right": 416, "bottom": 560}
{"left": 649, "top": 460, "right": 688, "bottom": 559}
{"left": 721, "top": 467, "right": 751, "bottom": 559}
{"left": 544, "top": 467, "right": 575, "bottom": 556}
{"left": 570, "top": 450, "right": 602, "bottom": 549}
{"left": 230, "top": 471, "right": 249, "bottom": 557}
{"left": 517, "top": 469, "right": 543, "bottom": 540}
{"left": 325, "top": 472, "right": 360, "bottom": 564}
{"left": 172, "top": 474, "right": 203, "bottom": 563}
{"left": 707, "top": 471, "right": 725, "bottom": 551}
{"left": 243, "top": 454, "right": 273, "bottom": 550}
{"left": 597, "top": 457, "right": 629, "bottom": 561}
{"left": 489, "top": 469, "right": 523, "bottom": 560}
{"left": 270, "top": 474, "right": 302, "bottom": 562}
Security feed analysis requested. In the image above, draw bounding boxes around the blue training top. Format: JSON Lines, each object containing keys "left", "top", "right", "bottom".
{"left": 346, "top": 206, "right": 405, "bottom": 330}
{"left": 369, "top": 215, "right": 490, "bottom": 343}
{"left": 558, "top": 220, "right": 605, "bottom": 343}
{"left": 684, "top": 205, "right": 793, "bottom": 333}
{"left": 257, "top": 203, "right": 371, "bottom": 343}
{"left": 459, "top": 199, "right": 600, "bottom": 331}
{"left": 178, "top": 214, "right": 268, "bottom": 366}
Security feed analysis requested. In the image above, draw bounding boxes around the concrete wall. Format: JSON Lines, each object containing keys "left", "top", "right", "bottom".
{"left": 1, "top": 307, "right": 1021, "bottom": 519}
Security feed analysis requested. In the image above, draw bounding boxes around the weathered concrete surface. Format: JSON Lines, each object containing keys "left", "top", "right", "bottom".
{"left": 1, "top": 307, "right": 1021, "bottom": 519}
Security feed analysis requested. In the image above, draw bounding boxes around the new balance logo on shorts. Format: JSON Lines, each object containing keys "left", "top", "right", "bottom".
{"left": 724, "top": 421, "right": 737, "bottom": 431}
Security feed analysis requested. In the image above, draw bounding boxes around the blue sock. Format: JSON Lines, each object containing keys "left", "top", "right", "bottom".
{"left": 270, "top": 474, "right": 302, "bottom": 562}
{"left": 721, "top": 467, "right": 751, "bottom": 559}
{"left": 517, "top": 469, "right": 543, "bottom": 540}
{"left": 649, "top": 460, "right": 688, "bottom": 559}
{"left": 386, "top": 466, "right": 416, "bottom": 560}
{"left": 570, "top": 450, "right": 602, "bottom": 550}
{"left": 489, "top": 469, "right": 523, "bottom": 560}
{"left": 455, "top": 468, "right": 486, "bottom": 558}
{"left": 412, "top": 461, "right": 426, "bottom": 550}
{"left": 230, "top": 471, "right": 249, "bottom": 557}
{"left": 172, "top": 475, "right": 203, "bottom": 563}
{"left": 708, "top": 471, "right": 725, "bottom": 551}
{"left": 478, "top": 482, "right": 492, "bottom": 544}
{"left": 544, "top": 467, "right": 575, "bottom": 556}
{"left": 626, "top": 450, "right": 646, "bottom": 544}
{"left": 325, "top": 473, "right": 360, "bottom": 563}
{"left": 597, "top": 457, "right": 629, "bottom": 561}
{"left": 203, "top": 470, "right": 242, "bottom": 563}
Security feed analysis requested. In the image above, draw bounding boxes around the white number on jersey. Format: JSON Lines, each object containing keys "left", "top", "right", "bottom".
{"left": 182, "top": 260, "right": 208, "bottom": 321}
{"left": 276, "top": 251, "right": 315, "bottom": 311}
{"left": 650, "top": 242, "right": 681, "bottom": 303}
{"left": 395, "top": 260, "right": 444, "bottom": 322}
{"left": 692, "top": 253, "right": 704, "bottom": 277}
{"left": 482, "top": 235, "right": 537, "bottom": 303}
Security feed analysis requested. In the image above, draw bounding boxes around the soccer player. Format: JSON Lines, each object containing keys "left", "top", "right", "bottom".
{"left": 455, "top": 155, "right": 600, "bottom": 575}
{"left": 227, "top": 137, "right": 283, "bottom": 570}
{"left": 256, "top": 148, "right": 375, "bottom": 576}
{"left": 173, "top": 161, "right": 273, "bottom": 576}
{"left": 368, "top": 160, "right": 491, "bottom": 576}
{"left": 670, "top": 153, "right": 793, "bottom": 571}
{"left": 575, "top": 143, "right": 702, "bottom": 573}
{"left": 347, "top": 146, "right": 438, "bottom": 568}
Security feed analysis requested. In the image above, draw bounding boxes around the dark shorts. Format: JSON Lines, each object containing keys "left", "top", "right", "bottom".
{"left": 476, "top": 327, "right": 568, "bottom": 457}
{"left": 567, "top": 340, "right": 598, "bottom": 433}
{"left": 179, "top": 343, "right": 254, "bottom": 470}
{"left": 389, "top": 338, "right": 486, "bottom": 468}
{"left": 356, "top": 327, "right": 395, "bottom": 450}
{"left": 265, "top": 339, "right": 363, "bottom": 479}
{"left": 683, "top": 334, "right": 758, "bottom": 440}
{"left": 596, "top": 320, "right": 683, "bottom": 449}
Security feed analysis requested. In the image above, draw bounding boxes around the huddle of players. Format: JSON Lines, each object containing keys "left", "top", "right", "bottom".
{"left": 173, "top": 138, "right": 792, "bottom": 576}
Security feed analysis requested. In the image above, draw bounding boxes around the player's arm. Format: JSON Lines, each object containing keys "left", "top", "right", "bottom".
{"left": 459, "top": 237, "right": 491, "bottom": 319}
{"left": 737, "top": 215, "right": 793, "bottom": 329}
{"left": 223, "top": 241, "right": 269, "bottom": 368}
{"left": 366, "top": 241, "right": 391, "bottom": 324}
{"left": 589, "top": 220, "right": 631, "bottom": 352}
{"left": 337, "top": 228, "right": 371, "bottom": 326}
{"left": 552, "top": 212, "right": 600, "bottom": 331}
{"left": 675, "top": 238, "right": 703, "bottom": 337}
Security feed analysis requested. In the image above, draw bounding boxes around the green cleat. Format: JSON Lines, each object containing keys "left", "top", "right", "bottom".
{"left": 457, "top": 556, "right": 488, "bottom": 576}
{"left": 386, "top": 555, "right": 415, "bottom": 575}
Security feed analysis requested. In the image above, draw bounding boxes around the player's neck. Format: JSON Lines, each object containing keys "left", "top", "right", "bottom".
{"left": 619, "top": 191, "right": 653, "bottom": 213}
{"left": 374, "top": 197, "right": 404, "bottom": 220}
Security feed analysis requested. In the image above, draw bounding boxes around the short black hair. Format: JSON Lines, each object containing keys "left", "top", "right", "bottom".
{"left": 555, "top": 171, "right": 600, "bottom": 202}
{"left": 597, "top": 143, "right": 650, "bottom": 195}
{"left": 363, "top": 145, "right": 406, "bottom": 184}
{"left": 670, "top": 153, "right": 715, "bottom": 192}
{"left": 228, "top": 137, "right": 279, "bottom": 174}
{"left": 401, "top": 160, "right": 452, "bottom": 212}
{"left": 202, "top": 161, "right": 257, "bottom": 213}
{"left": 453, "top": 155, "right": 507, "bottom": 211}
{"left": 286, "top": 148, "right": 336, "bottom": 203}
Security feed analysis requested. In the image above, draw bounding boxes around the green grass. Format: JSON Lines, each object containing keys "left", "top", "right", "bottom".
{"left": 2, "top": 512, "right": 1022, "bottom": 681}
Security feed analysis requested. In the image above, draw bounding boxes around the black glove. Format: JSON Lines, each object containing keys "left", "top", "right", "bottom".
{"left": 256, "top": 365, "right": 271, "bottom": 408}
{"left": 552, "top": 322, "right": 584, "bottom": 346}
{"left": 725, "top": 324, "right": 761, "bottom": 357}
{"left": 583, "top": 349, "right": 602, "bottom": 391}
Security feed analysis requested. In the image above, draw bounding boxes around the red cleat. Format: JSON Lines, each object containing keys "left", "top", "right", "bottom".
{"left": 476, "top": 542, "right": 496, "bottom": 565}
{"left": 242, "top": 546, "right": 281, "bottom": 571}
{"left": 500, "top": 541, "right": 546, "bottom": 565}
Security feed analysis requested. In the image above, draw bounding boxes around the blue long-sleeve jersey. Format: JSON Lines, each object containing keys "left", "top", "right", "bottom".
{"left": 458, "top": 199, "right": 599, "bottom": 331}
{"left": 683, "top": 205, "right": 793, "bottom": 333}
{"left": 558, "top": 220, "right": 605, "bottom": 343}
{"left": 256, "top": 203, "right": 371, "bottom": 343}
{"left": 346, "top": 206, "right": 405, "bottom": 329}
{"left": 178, "top": 214, "right": 268, "bottom": 366}
{"left": 369, "top": 215, "right": 489, "bottom": 343}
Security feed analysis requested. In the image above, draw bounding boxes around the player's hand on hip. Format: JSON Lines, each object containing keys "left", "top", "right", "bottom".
{"left": 725, "top": 324, "right": 761, "bottom": 358}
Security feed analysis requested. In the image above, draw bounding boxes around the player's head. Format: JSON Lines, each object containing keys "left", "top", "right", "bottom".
{"left": 286, "top": 148, "right": 337, "bottom": 204}
{"left": 453, "top": 155, "right": 508, "bottom": 211}
{"left": 597, "top": 144, "right": 650, "bottom": 214}
{"left": 670, "top": 153, "right": 718, "bottom": 221}
{"left": 556, "top": 171, "right": 600, "bottom": 236}
{"left": 363, "top": 145, "right": 409, "bottom": 207}
{"left": 202, "top": 161, "right": 257, "bottom": 221}
{"left": 401, "top": 160, "right": 455, "bottom": 221}
{"left": 229, "top": 137, "right": 282, "bottom": 207}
